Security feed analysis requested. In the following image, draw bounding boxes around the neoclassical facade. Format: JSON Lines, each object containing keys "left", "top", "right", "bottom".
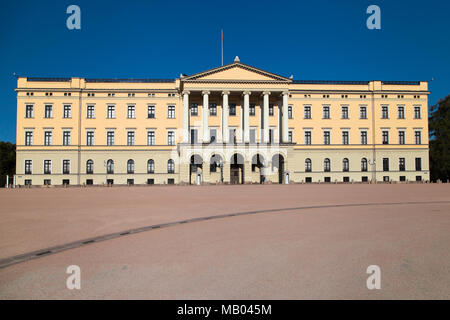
{"left": 15, "top": 58, "right": 430, "bottom": 186}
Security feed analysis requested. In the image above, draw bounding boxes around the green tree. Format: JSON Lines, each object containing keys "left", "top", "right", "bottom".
{"left": 429, "top": 95, "right": 450, "bottom": 182}
{"left": 0, "top": 142, "right": 16, "bottom": 187}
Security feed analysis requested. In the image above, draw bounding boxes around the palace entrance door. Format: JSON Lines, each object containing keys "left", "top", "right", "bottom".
{"left": 230, "top": 168, "right": 240, "bottom": 184}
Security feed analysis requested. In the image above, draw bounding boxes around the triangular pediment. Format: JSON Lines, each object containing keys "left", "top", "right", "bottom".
{"left": 182, "top": 62, "right": 291, "bottom": 82}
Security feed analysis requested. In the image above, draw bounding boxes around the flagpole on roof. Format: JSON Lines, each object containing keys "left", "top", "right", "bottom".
{"left": 221, "top": 29, "right": 224, "bottom": 66}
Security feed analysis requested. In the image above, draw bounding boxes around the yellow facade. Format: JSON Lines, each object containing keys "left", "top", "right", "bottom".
{"left": 15, "top": 59, "right": 430, "bottom": 186}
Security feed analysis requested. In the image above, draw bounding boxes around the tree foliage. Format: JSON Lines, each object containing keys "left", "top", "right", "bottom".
{"left": 0, "top": 142, "right": 16, "bottom": 187}
{"left": 429, "top": 95, "right": 450, "bottom": 182}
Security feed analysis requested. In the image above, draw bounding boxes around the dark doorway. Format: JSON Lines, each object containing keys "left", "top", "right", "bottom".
{"left": 230, "top": 153, "right": 244, "bottom": 184}
{"left": 189, "top": 154, "right": 203, "bottom": 185}
{"left": 230, "top": 168, "right": 240, "bottom": 184}
{"left": 272, "top": 154, "right": 285, "bottom": 184}
{"left": 252, "top": 154, "right": 265, "bottom": 184}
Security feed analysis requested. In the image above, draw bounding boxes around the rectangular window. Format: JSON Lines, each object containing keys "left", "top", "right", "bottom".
{"left": 383, "top": 158, "right": 389, "bottom": 172}
{"left": 190, "top": 103, "right": 198, "bottom": 116}
{"left": 415, "top": 131, "right": 422, "bottom": 144}
{"left": 87, "top": 105, "right": 95, "bottom": 118}
{"left": 361, "top": 131, "right": 368, "bottom": 145}
{"left": 229, "top": 128, "right": 237, "bottom": 144}
{"left": 168, "top": 105, "right": 176, "bottom": 119}
{"left": 250, "top": 129, "right": 256, "bottom": 143}
{"left": 381, "top": 105, "right": 389, "bottom": 119}
{"left": 323, "top": 131, "right": 331, "bottom": 145}
{"left": 25, "top": 105, "right": 34, "bottom": 118}
{"left": 249, "top": 104, "right": 256, "bottom": 116}
{"left": 147, "top": 131, "right": 155, "bottom": 146}
{"left": 305, "top": 131, "right": 312, "bottom": 145}
{"left": 288, "top": 106, "right": 293, "bottom": 119}
{"left": 382, "top": 130, "right": 389, "bottom": 144}
{"left": 86, "top": 131, "right": 94, "bottom": 146}
{"left": 63, "top": 160, "right": 70, "bottom": 174}
{"left": 44, "top": 105, "right": 53, "bottom": 118}
{"left": 127, "top": 105, "right": 136, "bottom": 119}
{"left": 398, "top": 106, "right": 405, "bottom": 119}
{"left": 107, "top": 131, "right": 115, "bottom": 146}
{"left": 399, "top": 158, "right": 406, "bottom": 171}
{"left": 63, "top": 131, "right": 71, "bottom": 146}
{"left": 414, "top": 106, "right": 421, "bottom": 119}
{"left": 209, "top": 103, "right": 217, "bottom": 116}
{"left": 399, "top": 131, "right": 405, "bottom": 145}
{"left": 415, "top": 158, "right": 422, "bottom": 171}
{"left": 44, "top": 160, "right": 52, "bottom": 174}
{"left": 25, "top": 160, "right": 32, "bottom": 174}
{"left": 269, "top": 104, "right": 274, "bottom": 116}
{"left": 323, "top": 106, "right": 330, "bottom": 119}
{"left": 269, "top": 129, "right": 274, "bottom": 144}
{"left": 25, "top": 131, "right": 33, "bottom": 146}
{"left": 44, "top": 131, "right": 52, "bottom": 146}
{"left": 148, "top": 105, "right": 155, "bottom": 118}
{"left": 288, "top": 131, "right": 293, "bottom": 143}
{"left": 127, "top": 131, "right": 135, "bottom": 146}
{"left": 341, "top": 106, "right": 349, "bottom": 119}
{"left": 167, "top": 131, "right": 175, "bottom": 146}
{"left": 229, "top": 103, "right": 236, "bottom": 116}
{"left": 360, "top": 106, "right": 367, "bottom": 119}
{"left": 107, "top": 105, "right": 115, "bottom": 119}
{"left": 304, "top": 105, "right": 312, "bottom": 119}
{"left": 190, "top": 129, "right": 198, "bottom": 144}
{"left": 210, "top": 128, "right": 217, "bottom": 143}
{"left": 63, "top": 105, "right": 72, "bottom": 118}
{"left": 342, "top": 131, "right": 349, "bottom": 145}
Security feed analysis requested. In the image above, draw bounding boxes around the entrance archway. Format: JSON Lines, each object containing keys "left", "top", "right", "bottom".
{"left": 272, "top": 154, "right": 285, "bottom": 184}
{"left": 210, "top": 154, "right": 223, "bottom": 183}
{"left": 190, "top": 154, "right": 203, "bottom": 185}
{"left": 252, "top": 154, "right": 265, "bottom": 184}
{"left": 230, "top": 153, "right": 244, "bottom": 185}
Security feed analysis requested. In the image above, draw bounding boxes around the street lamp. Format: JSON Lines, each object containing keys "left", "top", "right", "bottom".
{"left": 219, "top": 160, "right": 224, "bottom": 183}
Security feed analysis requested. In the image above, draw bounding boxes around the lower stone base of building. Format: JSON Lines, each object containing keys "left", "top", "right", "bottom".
{"left": 14, "top": 145, "right": 430, "bottom": 186}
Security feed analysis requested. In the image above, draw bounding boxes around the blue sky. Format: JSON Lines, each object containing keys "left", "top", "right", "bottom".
{"left": 1, "top": 0, "right": 449, "bottom": 143}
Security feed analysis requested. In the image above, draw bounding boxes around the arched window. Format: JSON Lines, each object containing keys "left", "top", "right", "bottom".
{"left": 343, "top": 158, "right": 349, "bottom": 172}
{"left": 127, "top": 159, "right": 135, "bottom": 174}
{"left": 324, "top": 158, "right": 331, "bottom": 172}
{"left": 168, "top": 159, "right": 175, "bottom": 173}
{"left": 147, "top": 159, "right": 155, "bottom": 174}
{"left": 107, "top": 159, "right": 114, "bottom": 174}
{"left": 86, "top": 159, "right": 94, "bottom": 174}
{"left": 361, "top": 158, "right": 368, "bottom": 172}
{"left": 305, "top": 158, "right": 312, "bottom": 172}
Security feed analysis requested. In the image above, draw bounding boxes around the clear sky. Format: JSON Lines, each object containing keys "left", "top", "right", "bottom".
{"left": 1, "top": 0, "right": 449, "bottom": 143}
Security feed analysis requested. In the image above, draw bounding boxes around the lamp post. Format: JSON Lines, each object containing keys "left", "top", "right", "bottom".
{"left": 219, "top": 160, "right": 224, "bottom": 183}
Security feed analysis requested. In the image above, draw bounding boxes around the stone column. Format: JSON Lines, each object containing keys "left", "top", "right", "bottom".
{"left": 182, "top": 91, "right": 190, "bottom": 143}
{"left": 223, "top": 163, "right": 230, "bottom": 184}
{"left": 244, "top": 161, "right": 252, "bottom": 184}
{"left": 282, "top": 91, "right": 289, "bottom": 143}
{"left": 222, "top": 91, "right": 230, "bottom": 143}
{"left": 202, "top": 91, "right": 210, "bottom": 143}
{"left": 243, "top": 91, "right": 251, "bottom": 143}
{"left": 262, "top": 91, "right": 270, "bottom": 143}
{"left": 202, "top": 158, "right": 210, "bottom": 184}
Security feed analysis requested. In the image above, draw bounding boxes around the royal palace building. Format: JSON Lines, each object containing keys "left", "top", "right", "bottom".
{"left": 15, "top": 58, "right": 430, "bottom": 186}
